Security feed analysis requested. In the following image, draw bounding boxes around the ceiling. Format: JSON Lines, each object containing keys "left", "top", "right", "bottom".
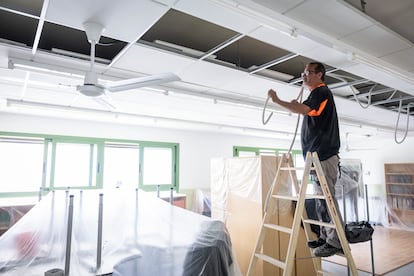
{"left": 0, "top": 0, "right": 413, "bottom": 145}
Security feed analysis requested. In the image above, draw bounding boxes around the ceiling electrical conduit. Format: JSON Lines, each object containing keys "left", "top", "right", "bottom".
{"left": 394, "top": 100, "right": 414, "bottom": 144}
{"left": 329, "top": 72, "right": 412, "bottom": 144}
{"left": 262, "top": 86, "right": 304, "bottom": 154}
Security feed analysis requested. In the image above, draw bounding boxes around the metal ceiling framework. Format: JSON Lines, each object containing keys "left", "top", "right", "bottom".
{"left": 0, "top": 0, "right": 413, "bottom": 140}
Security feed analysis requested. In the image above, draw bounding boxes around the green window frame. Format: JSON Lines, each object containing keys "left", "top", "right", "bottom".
{"left": 233, "top": 145, "right": 302, "bottom": 158}
{"left": 139, "top": 142, "right": 179, "bottom": 192}
{"left": 0, "top": 132, "right": 179, "bottom": 200}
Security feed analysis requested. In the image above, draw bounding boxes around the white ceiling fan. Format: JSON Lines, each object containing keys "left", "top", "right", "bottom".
{"left": 77, "top": 21, "right": 180, "bottom": 98}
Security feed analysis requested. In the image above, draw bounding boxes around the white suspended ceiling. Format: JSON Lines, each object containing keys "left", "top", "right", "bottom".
{"left": 0, "top": 0, "right": 413, "bottom": 144}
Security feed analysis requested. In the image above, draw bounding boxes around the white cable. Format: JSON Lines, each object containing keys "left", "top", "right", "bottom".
{"left": 262, "top": 86, "right": 304, "bottom": 154}
{"left": 394, "top": 100, "right": 414, "bottom": 144}
{"left": 262, "top": 86, "right": 303, "bottom": 212}
{"left": 262, "top": 96, "right": 273, "bottom": 125}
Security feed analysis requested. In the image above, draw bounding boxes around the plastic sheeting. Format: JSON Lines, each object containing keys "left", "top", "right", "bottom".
{"left": 210, "top": 156, "right": 288, "bottom": 223}
{"left": 192, "top": 189, "right": 211, "bottom": 217}
{"left": 0, "top": 188, "right": 241, "bottom": 276}
{"left": 385, "top": 164, "right": 414, "bottom": 230}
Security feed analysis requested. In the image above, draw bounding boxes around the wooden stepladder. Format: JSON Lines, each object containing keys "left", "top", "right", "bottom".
{"left": 247, "top": 152, "right": 358, "bottom": 276}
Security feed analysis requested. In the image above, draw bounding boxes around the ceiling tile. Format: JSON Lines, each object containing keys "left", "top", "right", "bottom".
{"left": 45, "top": 0, "right": 169, "bottom": 43}
{"left": 111, "top": 44, "right": 194, "bottom": 76}
{"left": 284, "top": 0, "right": 373, "bottom": 39}
{"left": 380, "top": 47, "right": 414, "bottom": 73}
{"left": 341, "top": 25, "right": 411, "bottom": 58}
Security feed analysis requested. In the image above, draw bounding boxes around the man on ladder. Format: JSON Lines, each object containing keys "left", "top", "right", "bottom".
{"left": 268, "top": 61, "right": 342, "bottom": 257}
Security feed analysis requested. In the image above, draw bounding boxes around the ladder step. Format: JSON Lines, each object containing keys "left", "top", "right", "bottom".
{"left": 264, "top": 223, "right": 292, "bottom": 234}
{"left": 305, "top": 194, "right": 325, "bottom": 200}
{"left": 272, "top": 194, "right": 298, "bottom": 201}
{"left": 302, "top": 219, "right": 336, "bottom": 228}
{"left": 279, "top": 166, "right": 316, "bottom": 171}
{"left": 255, "top": 253, "right": 286, "bottom": 270}
{"left": 272, "top": 194, "right": 325, "bottom": 201}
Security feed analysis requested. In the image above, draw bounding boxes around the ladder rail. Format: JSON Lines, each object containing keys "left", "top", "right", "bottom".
{"left": 247, "top": 152, "right": 358, "bottom": 276}
{"left": 283, "top": 152, "right": 314, "bottom": 275}
{"left": 311, "top": 152, "right": 358, "bottom": 274}
{"left": 247, "top": 154, "right": 291, "bottom": 276}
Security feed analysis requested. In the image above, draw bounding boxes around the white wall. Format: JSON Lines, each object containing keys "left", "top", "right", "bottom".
{"left": 0, "top": 113, "right": 295, "bottom": 190}
{"left": 340, "top": 136, "right": 414, "bottom": 185}
{"left": 1, "top": 112, "right": 413, "bottom": 191}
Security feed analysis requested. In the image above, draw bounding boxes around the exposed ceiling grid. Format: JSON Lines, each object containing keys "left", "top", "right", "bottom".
{"left": 0, "top": 0, "right": 413, "bottom": 142}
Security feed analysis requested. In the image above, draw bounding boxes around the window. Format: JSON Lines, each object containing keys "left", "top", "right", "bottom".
{"left": 103, "top": 142, "right": 139, "bottom": 189}
{"left": 0, "top": 136, "right": 44, "bottom": 194}
{"left": 139, "top": 143, "right": 179, "bottom": 191}
{"left": 52, "top": 141, "right": 99, "bottom": 189}
{"left": 0, "top": 132, "right": 179, "bottom": 199}
{"left": 233, "top": 146, "right": 292, "bottom": 157}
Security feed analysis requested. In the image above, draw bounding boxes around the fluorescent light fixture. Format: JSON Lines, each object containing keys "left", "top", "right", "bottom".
{"left": 154, "top": 40, "right": 217, "bottom": 59}
{"left": 8, "top": 58, "right": 84, "bottom": 79}
{"left": 51, "top": 48, "right": 110, "bottom": 64}
{"left": 4, "top": 98, "right": 295, "bottom": 140}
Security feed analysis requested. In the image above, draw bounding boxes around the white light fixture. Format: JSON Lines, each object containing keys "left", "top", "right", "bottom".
{"left": 4, "top": 98, "right": 295, "bottom": 140}
{"left": 8, "top": 58, "right": 84, "bottom": 79}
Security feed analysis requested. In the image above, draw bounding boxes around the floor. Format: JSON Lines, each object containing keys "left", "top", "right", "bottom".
{"left": 321, "top": 225, "right": 414, "bottom": 275}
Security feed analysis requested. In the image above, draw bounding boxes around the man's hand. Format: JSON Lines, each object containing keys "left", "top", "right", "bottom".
{"left": 268, "top": 89, "right": 279, "bottom": 103}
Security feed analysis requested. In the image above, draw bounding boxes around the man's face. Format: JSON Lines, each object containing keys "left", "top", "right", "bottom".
{"left": 301, "top": 65, "right": 320, "bottom": 86}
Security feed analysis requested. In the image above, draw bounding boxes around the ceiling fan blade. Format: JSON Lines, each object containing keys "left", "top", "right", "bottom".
{"left": 93, "top": 95, "right": 117, "bottom": 111}
{"left": 106, "top": 72, "right": 180, "bottom": 93}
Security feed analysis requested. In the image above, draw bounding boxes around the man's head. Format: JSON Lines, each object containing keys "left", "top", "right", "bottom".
{"left": 302, "top": 62, "right": 325, "bottom": 88}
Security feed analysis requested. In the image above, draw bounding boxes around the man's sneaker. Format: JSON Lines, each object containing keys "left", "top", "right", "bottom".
{"left": 313, "top": 243, "right": 343, "bottom": 257}
{"left": 307, "top": 238, "right": 325, "bottom": 249}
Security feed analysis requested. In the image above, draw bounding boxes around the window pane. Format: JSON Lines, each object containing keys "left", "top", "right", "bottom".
{"left": 259, "top": 149, "right": 277, "bottom": 156}
{"left": 54, "top": 143, "right": 97, "bottom": 188}
{"left": 142, "top": 147, "right": 172, "bottom": 186}
{"left": 0, "top": 138, "right": 44, "bottom": 192}
{"left": 238, "top": 151, "right": 256, "bottom": 157}
{"left": 103, "top": 144, "right": 139, "bottom": 189}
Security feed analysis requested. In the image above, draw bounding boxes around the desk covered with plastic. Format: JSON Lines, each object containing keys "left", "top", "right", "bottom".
{"left": 0, "top": 189, "right": 240, "bottom": 276}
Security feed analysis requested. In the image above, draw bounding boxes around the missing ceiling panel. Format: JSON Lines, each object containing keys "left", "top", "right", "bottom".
{"left": 140, "top": 9, "right": 238, "bottom": 55}
{"left": 38, "top": 22, "right": 127, "bottom": 62}
{"left": 0, "top": 9, "right": 38, "bottom": 47}
{"left": 0, "top": 0, "right": 43, "bottom": 16}
{"left": 215, "top": 36, "right": 291, "bottom": 70}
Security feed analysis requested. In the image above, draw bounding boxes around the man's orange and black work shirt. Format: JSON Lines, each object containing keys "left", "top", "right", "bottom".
{"left": 301, "top": 85, "right": 340, "bottom": 161}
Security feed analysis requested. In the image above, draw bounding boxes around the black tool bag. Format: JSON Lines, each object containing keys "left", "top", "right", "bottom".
{"left": 345, "top": 221, "right": 374, "bottom": 243}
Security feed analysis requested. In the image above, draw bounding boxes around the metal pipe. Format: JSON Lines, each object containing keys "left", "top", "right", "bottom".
{"left": 96, "top": 193, "right": 104, "bottom": 272}
{"left": 170, "top": 187, "right": 174, "bottom": 205}
{"left": 157, "top": 185, "right": 160, "bottom": 198}
{"left": 135, "top": 188, "right": 139, "bottom": 245}
{"left": 365, "top": 184, "right": 375, "bottom": 275}
{"left": 38, "top": 187, "right": 42, "bottom": 201}
{"left": 64, "top": 195, "right": 74, "bottom": 276}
